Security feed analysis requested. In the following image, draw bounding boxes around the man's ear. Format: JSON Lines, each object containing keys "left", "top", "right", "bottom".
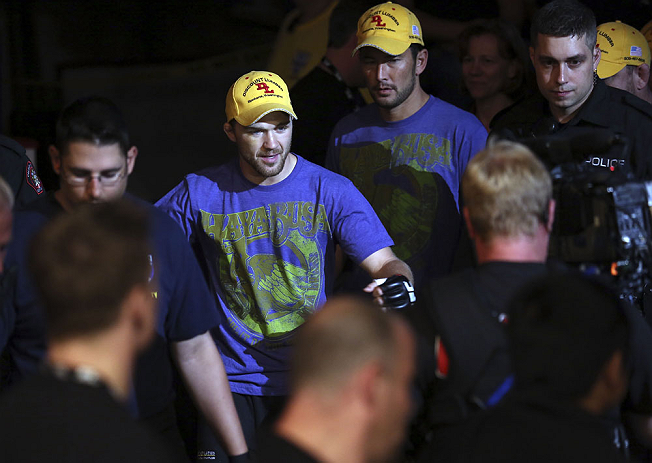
{"left": 463, "top": 207, "right": 476, "bottom": 240}
{"left": 529, "top": 46, "right": 535, "bottom": 66}
{"left": 415, "top": 48, "right": 428, "bottom": 76}
{"left": 122, "top": 284, "right": 157, "bottom": 352}
{"left": 224, "top": 121, "right": 237, "bottom": 143}
{"left": 48, "top": 145, "right": 61, "bottom": 175}
{"left": 546, "top": 199, "right": 556, "bottom": 232}
{"left": 593, "top": 45, "right": 601, "bottom": 70}
{"left": 635, "top": 63, "right": 650, "bottom": 90}
{"left": 126, "top": 146, "right": 138, "bottom": 175}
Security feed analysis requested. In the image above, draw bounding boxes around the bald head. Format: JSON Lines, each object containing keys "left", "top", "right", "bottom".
{"left": 290, "top": 296, "right": 413, "bottom": 396}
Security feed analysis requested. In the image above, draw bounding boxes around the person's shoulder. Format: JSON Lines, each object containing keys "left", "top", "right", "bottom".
{"left": 489, "top": 93, "right": 550, "bottom": 137}
{"left": 606, "top": 85, "right": 652, "bottom": 120}
{"left": 426, "top": 96, "right": 478, "bottom": 122}
{"left": 125, "top": 194, "right": 188, "bottom": 236}
{"left": 192, "top": 159, "right": 238, "bottom": 183}
{"left": 164, "top": 161, "right": 238, "bottom": 198}
{"left": 422, "top": 267, "right": 477, "bottom": 297}
{"left": 0, "top": 134, "right": 27, "bottom": 158}
{"left": 296, "top": 155, "right": 355, "bottom": 185}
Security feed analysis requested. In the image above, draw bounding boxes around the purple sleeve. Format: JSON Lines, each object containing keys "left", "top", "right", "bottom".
{"left": 456, "top": 122, "right": 488, "bottom": 184}
{"left": 330, "top": 178, "right": 394, "bottom": 265}
{"left": 155, "top": 179, "right": 199, "bottom": 242}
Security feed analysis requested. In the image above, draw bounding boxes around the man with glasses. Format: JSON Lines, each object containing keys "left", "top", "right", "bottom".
{"left": 2, "top": 97, "right": 249, "bottom": 462}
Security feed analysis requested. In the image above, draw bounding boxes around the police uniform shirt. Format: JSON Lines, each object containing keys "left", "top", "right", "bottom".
{"left": 0, "top": 135, "right": 44, "bottom": 208}
{"left": 491, "top": 79, "right": 652, "bottom": 179}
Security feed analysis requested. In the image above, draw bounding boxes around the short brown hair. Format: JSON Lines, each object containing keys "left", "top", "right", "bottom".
{"left": 290, "top": 296, "right": 401, "bottom": 395}
{"left": 462, "top": 140, "right": 552, "bottom": 242}
{"left": 29, "top": 200, "right": 151, "bottom": 341}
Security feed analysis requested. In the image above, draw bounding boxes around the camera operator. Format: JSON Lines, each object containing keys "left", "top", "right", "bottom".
{"left": 491, "top": 0, "right": 652, "bottom": 180}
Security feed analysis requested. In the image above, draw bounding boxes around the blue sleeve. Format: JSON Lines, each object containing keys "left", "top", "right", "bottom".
{"left": 150, "top": 208, "right": 222, "bottom": 342}
{"left": 2, "top": 211, "right": 49, "bottom": 382}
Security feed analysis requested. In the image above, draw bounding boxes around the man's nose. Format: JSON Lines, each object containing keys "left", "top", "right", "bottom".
{"left": 86, "top": 176, "right": 103, "bottom": 198}
{"left": 263, "top": 131, "right": 279, "bottom": 149}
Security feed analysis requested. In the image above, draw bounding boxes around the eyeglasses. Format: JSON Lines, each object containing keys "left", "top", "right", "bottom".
{"left": 61, "top": 165, "right": 127, "bottom": 187}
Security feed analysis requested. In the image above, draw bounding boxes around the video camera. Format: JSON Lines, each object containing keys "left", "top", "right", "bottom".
{"left": 500, "top": 126, "right": 652, "bottom": 310}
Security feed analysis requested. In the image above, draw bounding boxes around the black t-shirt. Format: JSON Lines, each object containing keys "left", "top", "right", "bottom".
{"left": 0, "top": 370, "right": 178, "bottom": 463}
{"left": 457, "top": 390, "right": 625, "bottom": 463}
{"left": 255, "top": 430, "right": 319, "bottom": 463}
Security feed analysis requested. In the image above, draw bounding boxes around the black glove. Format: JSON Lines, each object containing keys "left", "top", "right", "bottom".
{"left": 376, "top": 274, "right": 416, "bottom": 310}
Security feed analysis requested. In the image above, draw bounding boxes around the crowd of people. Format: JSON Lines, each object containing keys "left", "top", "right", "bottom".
{"left": 2, "top": 0, "right": 652, "bottom": 462}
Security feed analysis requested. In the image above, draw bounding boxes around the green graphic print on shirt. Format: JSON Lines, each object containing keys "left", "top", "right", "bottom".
{"left": 339, "top": 133, "right": 452, "bottom": 266}
{"left": 201, "top": 201, "right": 331, "bottom": 343}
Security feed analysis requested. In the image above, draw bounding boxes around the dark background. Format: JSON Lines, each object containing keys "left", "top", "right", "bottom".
{"left": 3, "top": 0, "right": 292, "bottom": 202}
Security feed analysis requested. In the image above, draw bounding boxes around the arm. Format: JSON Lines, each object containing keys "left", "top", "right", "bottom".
{"left": 171, "top": 332, "right": 248, "bottom": 457}
{"left": 359, "top": 247, "right": 413, "bottom": 306}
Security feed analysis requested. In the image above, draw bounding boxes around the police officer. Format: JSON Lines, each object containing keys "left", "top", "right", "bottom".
{"left": 491, "top": 0, "right": 652, "bottom": 179}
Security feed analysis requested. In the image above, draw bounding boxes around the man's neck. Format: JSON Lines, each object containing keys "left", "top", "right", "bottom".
{"left": 475, "top": 232, "right": 549, "bottom": 265}
{"left": 275, "top": 394, "right": 367, "bottom": 463}
{"left": 54, "top": 190, "right": 73, "bottom": 212}
{"left": 379, "top": 86, "right": 430, "bottom": 122}
{"left": 47, "top": 330, "right": 135, "bottom": 401}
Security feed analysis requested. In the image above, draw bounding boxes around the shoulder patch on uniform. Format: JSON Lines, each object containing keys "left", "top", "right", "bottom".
{"left": 25, "top": 160, "right": 44, "bottom": 195}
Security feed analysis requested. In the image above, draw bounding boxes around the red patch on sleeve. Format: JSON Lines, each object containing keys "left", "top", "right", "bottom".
{"left": 435, "top": 336, "right": 449, "bottom": 378}
{"left": 25, "top": 161, "right": 44, "bottom": 195}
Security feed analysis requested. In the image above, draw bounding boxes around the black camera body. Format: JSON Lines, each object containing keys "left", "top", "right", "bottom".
{"left": 511, "top": 128, "right": 652, "bottom": 308}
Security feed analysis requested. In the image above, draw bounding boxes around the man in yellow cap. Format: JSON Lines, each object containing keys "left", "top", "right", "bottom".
{"left": 597, "top": 21, "right": 652, "bottom": 105}
{"left": 326, "top": 2, "right": 487, "bottom": 292}
{"left": 156, "top": 70, "right": 412, "bottom": 460}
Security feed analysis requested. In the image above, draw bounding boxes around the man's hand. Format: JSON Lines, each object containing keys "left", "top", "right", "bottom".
{"left": 364, "top": 275, "right": 416, "bottom": 310}
{"left": 360, "top": 247, "right": 414, "bottom": 309}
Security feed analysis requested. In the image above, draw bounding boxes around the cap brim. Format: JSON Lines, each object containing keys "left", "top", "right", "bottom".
{"left": 353, "top": 37, "right": 410, "bottom": 57}
{"left": 597, "top": 60, "right": 625, "bottom": 79}
{"left": 234, "top": 105, "right": 298, "bottom": 126}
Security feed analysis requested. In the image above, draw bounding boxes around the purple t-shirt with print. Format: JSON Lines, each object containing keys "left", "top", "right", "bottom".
{"left": 156, "top": 155, "right": 392, "bottom": 395}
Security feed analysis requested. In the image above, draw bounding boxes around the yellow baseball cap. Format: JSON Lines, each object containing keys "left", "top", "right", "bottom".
{"left": 225, "top": 71, "right": 298, "bottom": 126}
{"left": 597, "top": 21, "right": 651, "bottom": 79}
{"left": 353, "top": 2, "right": 424, "bottom": 56}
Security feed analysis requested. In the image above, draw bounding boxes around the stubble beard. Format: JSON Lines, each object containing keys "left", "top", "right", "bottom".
{"left": 374, "top": 72, "right": 417, "bottom": 110}
{"left": 247, "top": 147, "right": 289, "bottom": 178}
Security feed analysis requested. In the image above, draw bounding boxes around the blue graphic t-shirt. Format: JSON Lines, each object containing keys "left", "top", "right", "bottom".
{"left": 156, "top": 155, "right": 392, "bottom": 395}
{"left": 327, "top": 95, "right": 487, "bottom": 288}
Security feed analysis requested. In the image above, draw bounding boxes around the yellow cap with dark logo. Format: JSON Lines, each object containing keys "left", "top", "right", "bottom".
{"left": 225, "top": 71, "right": 298, "bottom": 126}
{"left": 354, "top": 2, "right": 424, "bottom": 57}
{"left": 597, "top": 21, "right": 651, "bottom": 79}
